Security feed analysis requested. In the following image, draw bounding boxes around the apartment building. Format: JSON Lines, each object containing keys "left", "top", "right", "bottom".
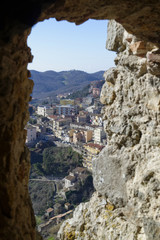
{"left": 37, "top": 106, "right": 54, "bottom": 117}
{"left": 25, "top": 125, "right": 37, "bottom": 143}
{"left": 69, "top": 128, "right": 93, "bottom": 144}
{"left": 83, "top": 143, "right": 104, "bottom": 171}
{"left": 56, "top": 104, "right": 77, "bottom": 116}
{"left": 90, "top": 113, "right": 103, "bottom": 126}
{"left": 94, "top": 127, "right": 106, "bottom": 144}
{"left": 53, "top": 117, "right": 72, "bottom": 139}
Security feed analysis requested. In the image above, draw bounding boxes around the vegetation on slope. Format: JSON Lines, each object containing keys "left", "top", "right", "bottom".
{"left": 29, "top": 181, "right": 55, "bottom": 215}
{"left": 43, "top": 146, "right": 83, "bottom": 176}
{"left": 65, "top": 175, "right": 94, "bottom": 204}
{"left": 30, "top": 69, "right": 104, "bottom": 98}
{"left": 29, "top": 146, "right": 83, "bottom": 215}
{"left": 69, "top": 84, "right": 90, "bottom": 99}
{"left": 30, "top": 146, "right": 83, "bottom": 177}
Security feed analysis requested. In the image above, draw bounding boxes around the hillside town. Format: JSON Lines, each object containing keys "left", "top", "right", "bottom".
{"left": 27, "top": 80, "right": 106, "bottom": 239}
{"left": 27, "top": 81, "right": 106, "bottom": 172}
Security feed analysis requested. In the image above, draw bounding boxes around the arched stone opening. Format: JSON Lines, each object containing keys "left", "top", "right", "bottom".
{"left": 0, "top": 1, "right": 160, "bottom": 240}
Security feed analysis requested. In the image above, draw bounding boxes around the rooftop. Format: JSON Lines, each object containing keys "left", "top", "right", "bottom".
{"left": 57, "top": 118, "right": 72, "bottom": 122}
{"left": 70, "top": 123, "right": 97, "bottom": 128}
{"left": 65, "top": 175, "right": 76, "bottom": 182}
{"left": 73, "top": 167, "right": 87, "bottom": 174}
{"left": 46, "top": 208, "right": 54, "bottom": 213}
{"left": 65, "top": 202, "right": 71, "bottom": 207}
{"left": 25, "top": 125, "right": 37, "bottom": 130}
{"left": 85, "top": 143, "right": 105, "bottom": 151}
{"left": 56, "top": 104, "right": 75, "bottom": 108}
{"left": 48, "top": 115, "right": 58, "bottom": 119}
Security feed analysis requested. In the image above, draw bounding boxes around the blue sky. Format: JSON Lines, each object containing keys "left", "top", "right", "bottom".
{"left": 27, "top": 19, "right": 116, "bottom": 73}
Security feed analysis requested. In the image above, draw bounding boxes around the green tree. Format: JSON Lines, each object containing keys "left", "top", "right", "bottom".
{"left": 29, "top": 118, "right": 37, "bottom": 124}
{"left": 43, "top": 146, "right": 82, "bottom": 176}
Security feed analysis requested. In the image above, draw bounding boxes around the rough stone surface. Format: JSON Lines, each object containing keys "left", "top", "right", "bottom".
{"left": 58, "top": 20, "right": 160, "bottom": 239}
{"left": 2, "top": 1, "right": 160, "bottom": 43}
{"left": 106, "top": 20, "right": 125, "bottom": 52}
{"left": 130, "top": 41, "right": 147, "bottom": 56}
{"left": 1, "top": 1, "right": 160, "bottom": 240}
{"left": 0, "top": 29, "right": 40, "bottom": 240}
{"left": 58, "top": 191, "right": 160, "bottom": 240}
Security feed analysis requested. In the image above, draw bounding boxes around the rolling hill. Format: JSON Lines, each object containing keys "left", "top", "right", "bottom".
{"left": 30, "top": 69, "right": 104, "bottom": 98}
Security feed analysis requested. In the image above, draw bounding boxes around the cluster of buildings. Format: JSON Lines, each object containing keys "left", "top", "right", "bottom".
{"left": 26, "top": 83, "right": 106, "bottom": 171}
{"left": 38, "top": 166, "right": 91, "bottom": 233}
{"left": 64, "top": 167, "right": 89, "bottom": 189}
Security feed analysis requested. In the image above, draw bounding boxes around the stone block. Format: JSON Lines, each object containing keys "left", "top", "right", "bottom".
{"left": 147, "top": 52, "right": 160, "bottom": 63}
{"left": 100, "top": 81, "right": 116, "bottom": 105}
{"left": 130, "top": 41, "right": 147, "bottom": 55}
{"left": 123, "top": 30, "right": 134, "bottom": 45}
{"left": 103, "top": 67, "right": 118, "bottom": 84}
{"left": 106, "top": 20, "right": 125, "bottom": 52}
{"left": 147, "top": 62, "right": 160, "bottom": 76}
{"left": 92, "top": 146, "right": 127, "bottom": 207}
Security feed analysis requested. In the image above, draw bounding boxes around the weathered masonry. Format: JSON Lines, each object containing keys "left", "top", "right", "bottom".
{"left": 0, "top": 1, "right": 160, "bottom": 240}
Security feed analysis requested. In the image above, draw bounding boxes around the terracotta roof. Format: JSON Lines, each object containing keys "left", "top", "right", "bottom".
{"left": 65, "top": 175, "right": 76, "bottom": 182}
{"left": 65, "top": 202, "right": 71, "bottom": 207}
{"left": 46, "top": 208, "right": 54, "bottom": 213}
{"left": 85, "top": 143, "right": 105, "bottom": 151}
{"left": 58, "top": 118, "right": 72, "bottom": 122}
{"left": 48, "top": 115, "right": 58, "bottom": 119}
{"left": 93, "top": 87, "right": 100, "bottom": 90}
{"left": 73, "top": 167, "right": 87, "bottom": 173}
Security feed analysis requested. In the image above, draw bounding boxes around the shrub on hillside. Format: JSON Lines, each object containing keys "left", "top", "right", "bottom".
{"left": 43, "top": 146, "right": 83, "bottom": 176}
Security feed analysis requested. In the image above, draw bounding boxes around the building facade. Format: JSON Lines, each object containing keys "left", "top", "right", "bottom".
{"left": 64, "top": 175, "right": 76, "bottom": 188}
{"left": 83, "top": 143, "right": 104, "bottom": 171}
{"left": 26, "top": 125, "right": 37, "bottom": 143}
{"left": 70, "top": 129, "right": 93, "bottom": 144}
{"left": 94, "top": 127, "right": 106, "bottom": 144}
{"left": 56, "top": 105, "right": 77, "bottom": 116}
{"left": 37, "top": 106, "right": 54, "bottom": 117}
{"left": 53, "top": 118, "right": 72, "bottom": 139}
{"left": 92, "top": 87, "right": 100, "bottom": 97}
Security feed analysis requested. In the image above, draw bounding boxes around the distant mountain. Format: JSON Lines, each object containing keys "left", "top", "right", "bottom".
{"left": 30, "top": 70, "right": 104, "bottom": 98}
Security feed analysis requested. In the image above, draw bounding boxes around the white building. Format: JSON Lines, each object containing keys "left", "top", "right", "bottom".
{"left": 94, "top": 127, "right": 106, "bottom": 144}
{"left": 26, "top": 125, "right": 37, "bottom": 143}
{"left": 37, "top": 106, "right": 54, "bottom": 117}
{"left": 64, "top": 175, "right": 76, "bottom": 188}
{"left": 53, "top": 118, "right": 72, "bottom": 139}
{"left": 37, "top": 106, "right": 45, "bottom": 116}
{"left": 90, "top": 113, "right": 103, "bottom": 126}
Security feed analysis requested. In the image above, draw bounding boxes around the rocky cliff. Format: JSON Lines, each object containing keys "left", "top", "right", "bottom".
{"left": 58, "top": 20, "right": 160, "bottom": 240}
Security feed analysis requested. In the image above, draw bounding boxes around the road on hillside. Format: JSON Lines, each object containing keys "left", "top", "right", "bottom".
{"left": 29, "top": 177, "right": 63, "bottom": 182}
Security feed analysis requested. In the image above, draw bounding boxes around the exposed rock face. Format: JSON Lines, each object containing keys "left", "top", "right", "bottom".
{"left": 0, "top": 29, "right": 40, "bottom": 240}
{"left": 58, "top": 192, "right": 148, "bottom": 240}
{"left": 1, "top": 1, "right": 160, "bottom": 240}
{"left": 58, "top": 20, "right": 160, "bottom": 239}
{"left": 2, "top": 1, "right": 160, "bottom": 43}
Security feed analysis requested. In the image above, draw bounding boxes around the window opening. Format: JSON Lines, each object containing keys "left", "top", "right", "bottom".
{"left": 27, "top": 18, "right": 115, "bottom": 239}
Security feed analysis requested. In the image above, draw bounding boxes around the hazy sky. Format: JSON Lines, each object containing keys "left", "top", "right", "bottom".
{"left": 27, "top": 19, "right": 116, "bottom": 73}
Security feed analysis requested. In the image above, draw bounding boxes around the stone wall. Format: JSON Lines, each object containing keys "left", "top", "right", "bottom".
{"left": 1, "top": 1, "right": 160, "bottom": 240}
{"left": 0, "top": 29, "right": 39, "bottom": 240}
{"left": 58, "top": 20, "right": 160, "bottom": 240}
